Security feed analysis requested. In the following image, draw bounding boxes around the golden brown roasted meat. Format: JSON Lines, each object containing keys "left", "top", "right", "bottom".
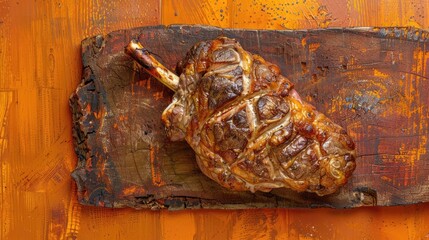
{"left": 125, "top": 37, "right": 356, "bottom": 196}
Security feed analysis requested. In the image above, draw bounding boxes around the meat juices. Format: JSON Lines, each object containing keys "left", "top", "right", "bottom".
{"left": 125, "top": 37, "right": 356, "bottom": 196}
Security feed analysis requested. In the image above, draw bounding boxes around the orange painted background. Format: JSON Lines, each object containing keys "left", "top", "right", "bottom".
{"left": 1, "top": 0, "right": 429, "bottom": 239}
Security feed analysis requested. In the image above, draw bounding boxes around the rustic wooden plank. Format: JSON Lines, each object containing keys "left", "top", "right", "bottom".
{"left": 70, "top": 25, "right": 429, "bottom": 209}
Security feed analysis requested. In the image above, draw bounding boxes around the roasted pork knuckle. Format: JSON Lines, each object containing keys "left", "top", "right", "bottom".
{"left": 125, "top": 37, "right": 356, "bottom": 196}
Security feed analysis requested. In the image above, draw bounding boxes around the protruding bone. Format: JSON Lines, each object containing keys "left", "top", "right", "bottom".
{"left": 125, "top": 40, "right": 180, "bottom": 92}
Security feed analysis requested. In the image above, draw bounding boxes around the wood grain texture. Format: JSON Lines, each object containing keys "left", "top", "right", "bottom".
{"left": 71, "top": 25, "right": 429, "bottom": 209}
{"left": 1, "top": 0, "right": 429, "bottom": 239}
{"left": 162, "top": 0, "right": 429, "bottom": 30}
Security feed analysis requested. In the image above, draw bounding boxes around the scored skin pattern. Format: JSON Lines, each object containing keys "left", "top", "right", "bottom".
{"left": 162, "top": 37, "right": 356, "bottom": 196}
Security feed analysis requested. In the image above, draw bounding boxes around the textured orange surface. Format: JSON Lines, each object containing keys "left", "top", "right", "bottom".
{"left": 1, "top": 0, "right": 429, "bottom": 239}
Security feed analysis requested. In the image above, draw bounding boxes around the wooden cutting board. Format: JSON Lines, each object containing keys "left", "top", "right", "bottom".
{"left": 70, "top": 25, "right": 429, "bottom": 209}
